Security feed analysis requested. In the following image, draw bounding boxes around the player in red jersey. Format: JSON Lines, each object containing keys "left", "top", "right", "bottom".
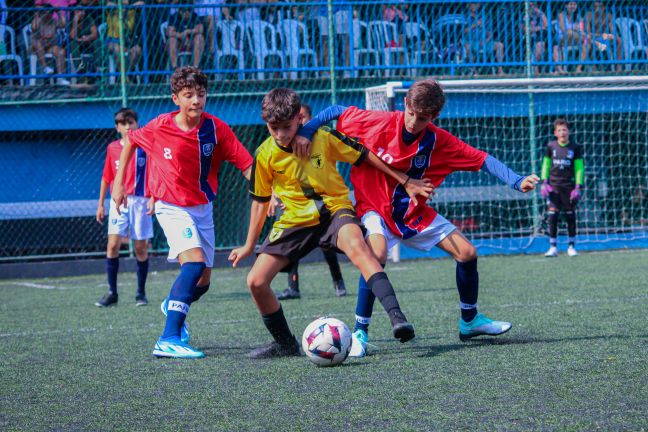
{"left": 95, "top": 108, "right": 153, "bottom": 308}
{"left": 112, "top": 67, "right": 253, "bottom": 359}
{"left": 297, "top": 79, "right": 540, "bottom": 357}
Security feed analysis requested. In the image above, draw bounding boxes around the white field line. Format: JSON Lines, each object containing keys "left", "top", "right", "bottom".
{"left": 2, "top": 296, "right": 648, "bottom": 340}
{"left": 10, "top": 282, "right": 56, "bottom": 289}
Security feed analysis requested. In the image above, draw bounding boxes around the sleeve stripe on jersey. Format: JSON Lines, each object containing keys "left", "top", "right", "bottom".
{"left": 249, "top": 192, "right": 271, "bottom": 202}
{"left": 328, "top": 129, "right": 369, "bottom": 166}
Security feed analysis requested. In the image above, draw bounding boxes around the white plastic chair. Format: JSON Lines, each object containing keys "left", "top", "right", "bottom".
{"left": 615, "top": 17, "right": 648, "bottom": 71}
{"left": 351, "top": 19, "right": 378, "bottom": 77}
{"left": 279, "top": 19, "right": 317, "bottom": 79}
{"left": 368, "top": 20, "right": 408, "bottom": 77}
{"left": 244, "top": 19, "right": 284, "bottom": 80}
{"left": 0, "top": 24, "right": 24, "bottom": 85}
{"left": 215, "top": 19, "right": 244, "bottom": 79}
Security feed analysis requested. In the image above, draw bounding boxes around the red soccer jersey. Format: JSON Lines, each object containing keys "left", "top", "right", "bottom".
{"left": 102, "top": 139, "right": 150, "bottom": 197}
{"left": 128, "top": 111, "right": 253, "bottom": 207}
{"left": 337, "top": 107, "right": 487, "bottom": 239}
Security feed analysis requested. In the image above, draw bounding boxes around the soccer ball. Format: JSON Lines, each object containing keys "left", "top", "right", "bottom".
{"left": 301, "top": 317, "right": 352, "bottom": 367}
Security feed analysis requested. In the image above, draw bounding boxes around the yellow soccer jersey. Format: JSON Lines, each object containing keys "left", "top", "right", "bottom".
{"left": 250, "top": 127, "right": 367, "bottom": 229}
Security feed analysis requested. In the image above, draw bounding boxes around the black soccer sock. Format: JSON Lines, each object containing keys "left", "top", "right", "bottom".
{"left": 366, "top": 272, "right": 404, "bottom": 323}
{"left": 456, "top": 258, "right": 479, "bottom": 322}
{"left": 566, "top": 211, "right": 576, "bottom": 240}
{"left": 106, "top": 257, "right": 119, "bottom": 294}
{"left": 262, "top": 306, "right": 295, "bottom": 346}
{"left": 136, "top": 258, "right": 148, "bottom": 295}
{"left": 547, "top": 210, "right": 558, "bottom": 241}
{"left": 323, "top": 248, "right": 343, "bottom": 282}
{"left": 287, "top": 262, "right": 299, "bottom": 291}
{"left": 192, "top": 283, "right": 210, "bottom": 303}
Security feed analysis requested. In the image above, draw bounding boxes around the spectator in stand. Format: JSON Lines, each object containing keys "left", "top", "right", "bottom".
{"left": 70, "top": 0, "right": 98, "bottom": 78}
{"left": 193, "top": 0, "right": 225, "bottom": 58}
{"left": 555, "top": 1, "right": 589, "bottom": 74}
{"left": 586, "top": 1, "right": 622, "bottom": 72}
{"left": 523, "top": 2, "right": 549, "bottom": 75}
{"left": 167, "top": 3, "right": 204, "bottom": 68}
{"left": 234, "top": 0, "right": 260, "bottom": 24}
{"left": 30, "top": 4, "right": 70, "bottom": 84}
{"left": 464, "top": 2, "right": 505, "bottom": 76}
{"left": 381, "top": 3, "right": 408, "bottom": 67}
{"left": 145, "top": 0, "right": 175, "bottom": 79}
{"left": 106, "top": 0, "right": 143, "bottom": 78}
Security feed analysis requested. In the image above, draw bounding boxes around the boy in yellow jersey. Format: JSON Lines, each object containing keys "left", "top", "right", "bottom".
{"left": 229, "top": 88, "right": 433, "bottom": 359}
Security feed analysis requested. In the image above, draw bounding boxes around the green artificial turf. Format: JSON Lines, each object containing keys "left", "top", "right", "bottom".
{"left": 1, "top": 250, "right": 647, "bottom": 431}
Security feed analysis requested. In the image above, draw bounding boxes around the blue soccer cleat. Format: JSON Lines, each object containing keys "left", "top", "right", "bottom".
{"left": 152, "top": 337, "right": 204, "bottom": 359}
{"left": 349, "top": 329, "right": 368, "bottom": 358}
{"left": 161, "top": 298, "right": 191, "bottom": 344}
{"left": 459, "top": 313, "right": 512, "bottom": 341}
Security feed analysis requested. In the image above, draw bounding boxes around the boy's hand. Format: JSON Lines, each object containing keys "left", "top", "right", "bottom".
{"left": 228, "top": 245, "right": 254, "bottom": 268}
{"left": 147, "top": 196, "right": 156, "bottom": 215}
{"left": 292, "top": 135, "right": 312, "bottom": 159}
{"left": 570, "top": 186, "right": 581, "bottom": 203}
{"left": 267, "top": 194, "right": 284, "bottom": 217}
{"left": 404, "top": 177, "right": 435, "bottom": 206}
{"left": 95, "top": 205, "right": 105, "bottom": 224}
{"left": 521, "top": 174, "right": 541, "bottom": 193}
{"left": 112, "top": 183, "right": 127, "bottom": 215}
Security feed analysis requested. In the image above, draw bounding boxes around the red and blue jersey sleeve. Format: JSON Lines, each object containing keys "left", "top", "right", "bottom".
{"left": 431, "top": 127, "right": 487, "bottom": 177}
{"left": 336, "top": 106, "right": 392, "bottom": 148}
{"left": 213, "top": 118, "right": 253, "bottom": 172}
{"left": 101, "top": 144, "right": 115, "bottom": 184}
{"left": 128, "top": 117, "right": 158, "bottom": 153}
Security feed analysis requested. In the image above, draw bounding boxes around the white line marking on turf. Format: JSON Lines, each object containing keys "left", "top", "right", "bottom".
{"left": 11, "top": 282, "right": 57, "bottom": 289}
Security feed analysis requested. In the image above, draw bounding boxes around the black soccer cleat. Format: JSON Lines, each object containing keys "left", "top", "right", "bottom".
{"left": 333, "top": 279, "right": 347, "bottom": 297}
{"left": 247, "top": 337, "right": 301, "bottom": 359}
{"left": 276, "top": 288, "right": 301, "bottom": 300}
{"left": 95, "top": 292, "right": 118, "bottom": 307}
{"left": 135, "top": 294, "right": 149, "bottom": 306}
{"left": 389, "top": 310, "right": 415, "bottom": 343}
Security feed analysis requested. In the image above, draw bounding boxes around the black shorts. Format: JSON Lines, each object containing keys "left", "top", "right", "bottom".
{"left": 548, "top": 186, "right": 576, "bottom": 212}
{"left": 258, "top": 208, "right": 362, "bottom": 269}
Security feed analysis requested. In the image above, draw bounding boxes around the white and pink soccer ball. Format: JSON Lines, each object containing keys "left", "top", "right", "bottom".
{"left": 301, "top": 317, "right": 352, "bottom": 367}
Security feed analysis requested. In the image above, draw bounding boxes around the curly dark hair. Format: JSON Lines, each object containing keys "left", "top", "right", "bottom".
{"left": 114, "top": 107, "right": 138, "bottom": 124}
{"left": 261, "top": 88, "right": 301, "bottom": 123}
{"left": 170, "top": 66, "right": 208, "bottom": 94}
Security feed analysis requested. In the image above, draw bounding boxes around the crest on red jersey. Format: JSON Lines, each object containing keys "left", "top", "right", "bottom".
{"left": 414, "top": 155, "right": 427, "bottom": 168}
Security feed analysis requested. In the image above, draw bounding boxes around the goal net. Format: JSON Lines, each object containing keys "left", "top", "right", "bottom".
{"left": 365, "top": 76, "right": 648, "bottom": 257}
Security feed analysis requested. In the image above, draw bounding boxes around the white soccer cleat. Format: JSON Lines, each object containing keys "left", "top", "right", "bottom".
{"left": 567, "top": 246, "right": 579, "bottom": 257}
{"left": 349, "top": 329, "right": 368, "bottom": 358}
{"left": 544, "top": 246, "right": 558, "bottom": 257}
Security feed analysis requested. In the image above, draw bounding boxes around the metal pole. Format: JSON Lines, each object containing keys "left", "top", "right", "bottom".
{"left": 327, "top": 0, "right": 336, "bottom": 106}
{"left": 524, "top": 1, "right": 540, "bottom": 235}
{"left": 117, "top": 0, "right": 128, "bottom": 107}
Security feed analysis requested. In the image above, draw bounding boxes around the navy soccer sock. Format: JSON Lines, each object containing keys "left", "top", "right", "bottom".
{"left": 136, "top": 258, "right": 149, "bottom": 296}
{"left": 287, "top": 262, "right": 299, "bottom": 291}
{"left": 547, "top": 211, "right": 558, "bottom": 241}
{"left": 192, "top": 283, "right": 210, "bottom": 303}
{"left": 566, "top": 211, "right": 576, "bottom": 241}
{"left": 323, "top": 249, "right": 343, "bottom": 282}
{"left": 354, "top": 275, "right": 376, "bottom": 333}
{"left": 456, "top": 258, "right": 479, "bottom": 322}
{"left": 161, "top": 262, "right": 205, "bottom": 340}
{"left": 106, "top": 257, "right": 119, "bottom": 294}
{"left": 262, "top": 306, "right": 295, "bottom": 346}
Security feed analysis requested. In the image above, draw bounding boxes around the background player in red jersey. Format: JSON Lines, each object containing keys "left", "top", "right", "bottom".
{"left": 297, "top": 79, "right": 540, "bottom": 357}
{"left": 95, "top": 108, "right": 153, "bottom": 308}
{"left": 111, "top": 67, "right": 253, "bottom": 359}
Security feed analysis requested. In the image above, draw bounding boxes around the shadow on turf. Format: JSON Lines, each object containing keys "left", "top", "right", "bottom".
{"left": 417, "top": 334, "right": 636, "bottom": 358}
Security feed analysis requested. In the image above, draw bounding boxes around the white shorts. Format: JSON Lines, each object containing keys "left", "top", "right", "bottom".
{"left": 155, "top": 200, "right": 215, "bottom": 267}
{"left": 107, "top": 195, "right": 154, "bottom": 240}
{"left": 361, "top": 211, "right": 457, "bottom": 252}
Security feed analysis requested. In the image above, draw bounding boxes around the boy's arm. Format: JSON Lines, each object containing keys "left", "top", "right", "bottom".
{"left": 574, "top": 158, "right": 584, "bottom": 186}
{"left": 96, "top": 179, "right": 108, "bottom": 224}
{"left": 364, "top": 150, "right": 434, "bottom": 205}
{"left": 481, "top": 155, "right": 540, "bottom": 193}
{"left": 112, "top": 135, "right": 136, "bottom": 213}
{"left": 540, "top": 155, "right": 552, "bottom": 182}
{"left": 228, "top": 199, "right": 268, "bottom": 267}
{"left": 293, "top": 105, "right": 348, "bottom": 158}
